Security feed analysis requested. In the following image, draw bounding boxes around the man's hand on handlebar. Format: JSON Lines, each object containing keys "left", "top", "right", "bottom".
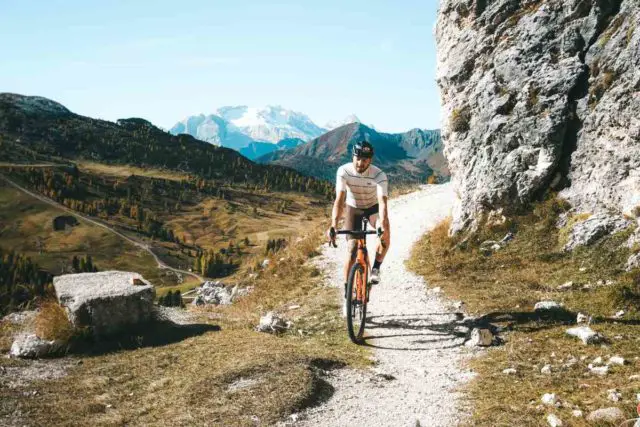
{"left": 327, "top": 226, "right": 337, "bottom": 248}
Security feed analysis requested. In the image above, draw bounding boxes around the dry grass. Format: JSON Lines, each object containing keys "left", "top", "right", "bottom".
{"left": 0, "top": 221, "right": 370, "bottom": 426}
{"left": 408, "top": 195, "right": 640, "bottom": 425}
{"left": 34, "top": 300, "right": 76, "bottom": 342}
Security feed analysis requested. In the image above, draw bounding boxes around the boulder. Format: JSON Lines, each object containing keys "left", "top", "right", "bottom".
{"left": 10, "top": 333, "right": 64, "bottom": 358}
{"left": 53, "top": 271, "right": 155, "bottom": 336}
{"left": 563, "top": 214, "right": 632, "bottom": 251}
{"left": 585, "top": 407, "right": 625, "bottom": 423}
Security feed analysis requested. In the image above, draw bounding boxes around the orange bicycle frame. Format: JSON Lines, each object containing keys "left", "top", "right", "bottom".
{"left": 355, "top": 237, "right": 369, "bottom": 302}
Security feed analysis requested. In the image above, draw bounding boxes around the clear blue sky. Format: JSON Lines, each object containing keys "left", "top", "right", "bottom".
{"left": 1, "top": 0, "right": 440, "bottom": 133}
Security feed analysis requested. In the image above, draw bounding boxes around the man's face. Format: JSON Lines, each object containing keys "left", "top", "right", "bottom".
{"left": 353, "top": 155, "right": 372, "bottom": 173}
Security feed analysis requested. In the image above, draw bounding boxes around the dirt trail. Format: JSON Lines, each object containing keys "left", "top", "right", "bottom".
{"left": 0, "top": 173, "right": 203, "bottom": 282}
{"left": 297, "top": 183, "right": 475, "bottom": 426}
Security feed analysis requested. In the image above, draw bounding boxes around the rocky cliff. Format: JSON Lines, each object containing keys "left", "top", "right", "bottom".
{"left": 436, "top": 0, "right": 639, "bottom": 235}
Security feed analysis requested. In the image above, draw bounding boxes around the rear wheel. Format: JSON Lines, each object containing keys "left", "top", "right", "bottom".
{"left": 346, "top": 262, "right": 367, "bottom": 343}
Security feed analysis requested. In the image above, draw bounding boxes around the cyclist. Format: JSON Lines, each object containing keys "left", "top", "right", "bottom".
{"left": 327, "top": 141, "right": 390, "bottom": 311}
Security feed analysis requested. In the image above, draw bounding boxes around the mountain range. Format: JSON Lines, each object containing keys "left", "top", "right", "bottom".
{"left": 169, "top": 107, "right": 365, "bottom": 160}
{"left": 258, "top": 123, "right": 448, "bottom": 184}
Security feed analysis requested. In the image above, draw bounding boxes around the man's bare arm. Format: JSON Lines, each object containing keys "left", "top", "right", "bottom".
{"left": 331, "top": 191, "right": 346, "bottom": 229}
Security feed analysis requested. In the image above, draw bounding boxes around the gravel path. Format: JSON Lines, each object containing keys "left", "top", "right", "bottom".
{"left": 296, "top": 183, "right": 476, "bottom": 427}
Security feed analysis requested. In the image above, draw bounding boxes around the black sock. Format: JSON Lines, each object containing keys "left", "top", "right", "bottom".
{"left": 373, "top": 260, "right": 382, "bottom": 270}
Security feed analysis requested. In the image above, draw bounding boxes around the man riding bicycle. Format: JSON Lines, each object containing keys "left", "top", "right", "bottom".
{"left": 327, "top": 141, "right": 390, "bottom": 312}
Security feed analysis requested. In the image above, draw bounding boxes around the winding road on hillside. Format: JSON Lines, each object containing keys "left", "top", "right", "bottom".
{"left": 297, "top": 183, "right": 474, "bottom": 426}
{"left": 0, "top": 172, "right": 204, "bottom": 283}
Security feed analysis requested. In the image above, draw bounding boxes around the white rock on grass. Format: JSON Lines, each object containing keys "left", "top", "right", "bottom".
{"left": 588, "top": 365, "right": 609, "bottom": 376}
{"left": 592, "top": 356, "right": 603, "bottom": 365}
{"left": 630, "top": 375, "right": 640, "bottom": 381}
{"left": 613, "top": 310, "right": 625, "bottom": 318}
{"left": 571, "top": 409, "right": 583, "bottom": 418}
{"left": 585, "top": 407, "right": 625, "bottom": 423}
{"left": 9, "top": 333, "right": 64, "bottom": 359}
{"left": 607, "top": 389, "right": 622, "bottom": 402}
{"left": 534, "top": 301, "right": 562, "bottom": 311}
{"left": 541, "top": 364, "right": 552, "bottom": 375}
{"left": 565, "top": 326, "right": 603, "bottom": 345}
{"left": 608, "top": 356, "right": 626, "bottom": 366}
{"left": 557, "top": 282, "right": 573, "bottom": 291}
{"left": 576, "top": 313, "right": 589, "bottom": 324}
{"left": 465, "top": 328, "right": 493, "bottom": 347}
{"left": 502, "top": 368, "right": 517, "bottom": 375}
{"left": 547, "top": 413, "right": 563, "bottom": 427}
{"left": 542, "top": 393, "right": 557, "bottom": 406}
{"left": 255, "top": 312, "right": 288, "bottom": 334}
{"left": 54, "top": 271, "right": 155, "bottom": 336}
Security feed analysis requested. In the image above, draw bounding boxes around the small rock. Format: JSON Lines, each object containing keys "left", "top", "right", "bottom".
{"left": 535, "top": 301, "right": 562, "bottom": 311}
{"left": 288, "top": 305, "right": 301, "bottom": 310}
{"left": 629, "top": 374, "right": 640, "bottom": 381}
{"left": 608, "top": 356, "right": 626, "bottom": 366}
{"left": 542, "top": 393, "right": 557, "bottom": 406}
{"left": 588, "top": 365, "right": 609, "bottom": 376}
{"left": 453, "top": 300, "right": 465, "bottom": 310}
{"left": 592, "top": 356, "right": 603, "bottom": 365}
{"left": 501, "top": 232, "right": 514, "bottom": 243}
{"left": 541, "top": 364, "right": 552, "bottom": 374}
{"left": 547, "top": 413, "right": 562, "bottom": 427}
{"left": 255, "top": 312, "right": 288, "bottom": 334}
{"left": 571, "top": 409, "right": 583, "bottom": 418}
{"left": 585, "top": 407, "right": 625, "bottom": 423}
{"left": 576, "top": 312, "right": 589, "bottom": 324}
{"left": 261, "top": 259, "right": 270, "bottom": 269}
{"left": 636, "top": 393, "right": 640, "bottom": 403}
{"left": 607, "top": 389, "right": 622, "bottom": 402}
{"left": 566, "top": 326, "right": 603, "bottom": 345}
{"left": 431, "top": 287, "right": 442, "bottom": 293}
{"left": 579, "top": 267, "right": 587, "bottom": 272}
{"left": 465, "top": 328, "right": 493, "bottom": 347}
{"left": 502, "top": 368, "right": 517, "bottom": 375}
{"left": 557, "top": 281, "right": 573, "bottom": 291}
{"left": 613, "top": 310, "right": 625, "bottom": 319}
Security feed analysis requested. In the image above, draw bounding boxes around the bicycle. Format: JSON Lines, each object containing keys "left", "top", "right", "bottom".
{"left": 330, "top": 217, "right": 383, "bottom": 344}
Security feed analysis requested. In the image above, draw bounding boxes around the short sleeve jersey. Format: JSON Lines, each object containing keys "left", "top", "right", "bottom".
{"left": 336, "top": 162, "right": 388, "bottom": 209}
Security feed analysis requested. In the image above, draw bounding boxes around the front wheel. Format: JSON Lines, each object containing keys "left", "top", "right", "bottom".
{"left": 346, "top": 262, "right": 367, "bottom": 344}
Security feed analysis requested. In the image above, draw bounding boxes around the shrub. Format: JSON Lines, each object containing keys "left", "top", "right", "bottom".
{"left": 450, "top": 107, "right": 471, "bottom": 132}
{"left": 35, "top": 300, "right": 75, "bottom": 341}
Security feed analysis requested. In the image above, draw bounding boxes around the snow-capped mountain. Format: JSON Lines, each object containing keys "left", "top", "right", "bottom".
{"left": 324, "top": 114, "right": 360, "bottom": 130}
{"left": 170, "top": 105, "right": 326, "bottom": 156}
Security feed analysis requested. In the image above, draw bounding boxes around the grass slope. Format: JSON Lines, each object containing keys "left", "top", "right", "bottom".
{"left": 408, "top": 196, "right": 640, "bottom": 426}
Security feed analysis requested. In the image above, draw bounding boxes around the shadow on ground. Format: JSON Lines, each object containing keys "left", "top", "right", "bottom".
{"left": 68, "top": 320, "right": 220, "bottom": 356}
{"left": 359, "top": 308, "right": 640, "bottom": 351}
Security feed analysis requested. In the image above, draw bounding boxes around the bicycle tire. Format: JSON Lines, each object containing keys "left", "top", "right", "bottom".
{"left": 346, "top": 262, "right": 367, "bottom": 343}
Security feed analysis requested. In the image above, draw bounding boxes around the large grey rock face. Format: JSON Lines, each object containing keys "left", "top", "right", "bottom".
{"left": 436, "top": 0, "right": 639, "bottom": 233}
{"left": 53, "top": 271, "right": 155, "bottom": 336}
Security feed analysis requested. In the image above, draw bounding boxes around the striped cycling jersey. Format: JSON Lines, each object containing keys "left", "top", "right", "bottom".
{"left": 336, "top": 162, "right": 388, "bottom": 209}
